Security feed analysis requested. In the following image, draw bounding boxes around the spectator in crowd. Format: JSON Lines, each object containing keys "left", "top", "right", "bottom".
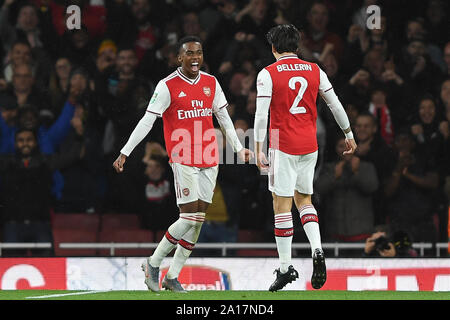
{"left": 315, "top": 137, "right": 379, "bottom": 243}
{"left": 234, "top": 0, "right": 275, "bottom": 41}
{"left": 98, "top": 46, "right": 153, "bottom": 157}
{"left": 0, "top": 127, "right": 84, "bottom": 256}
{"left": 2, "top": 40, "right": 33, "bottom": 86}
{"left": 409, "top": 95, "right": 446, "bottom": 165}
{"left": 7, "top": 62, "right": 51, "bottom": 111}
{"left": 302, "top": 0, "right": 344, "bottom": 62}
{"left": 181, "top": 11, "right": 207, "bottom": 42}
{"left": 368, "top": 87, "right": 394, "bottom": 146}
{"left": 0, "top": 1, "right": 57, "bottom": 55}
{"left": 217, "top": 26, "right": 272, "bottom": 86}
{"left": 384, "top": 128, "right": 439, "bottom": 243}
{"left": 343, "top": 68, "right": 372, "bottom": 111}
{"left": 363, "top": 226, "right": 418, "bottom": 257}
{"left": 0, "top": 72, "right": 79, "bottom": 155}
{"left": 95, "top": 39, "right": 118, "bottom": 75}
{"left": 140, "top": 144, "right": 178, "bottom": 233}
{"left": 354, "top": 112, "right": 396, "bottom": 224}
{"left": 58, "top": 25, "right": 96, "bottom": 74}
{"left": 128, "top": 0, "right": 161, "bottom": 62}
{"left": 48, "top": 56, "right": 72, "bottom": 114}
{"left": 319, "top": 50, "right": 346, "bottom": 94}
{"left": 405, "top": 18, "right": 446, "bottom": 73}
{"left": 55, "top": 97, "right": 104, "bottom": 214}
{"left": 395, "top": 36, "right": 442, "bottom": 106}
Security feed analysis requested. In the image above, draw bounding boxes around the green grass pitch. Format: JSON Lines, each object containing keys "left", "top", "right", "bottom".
{"left": 1, "top": 290, "right": 449, "bottom": 300}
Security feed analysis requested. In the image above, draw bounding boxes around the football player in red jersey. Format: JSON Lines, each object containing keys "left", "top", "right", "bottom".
{"left": 254, "top": 24, "right": 357, "bottom": 291}
{"left": 113, "top": 36, "right": 253, "bottom": 292}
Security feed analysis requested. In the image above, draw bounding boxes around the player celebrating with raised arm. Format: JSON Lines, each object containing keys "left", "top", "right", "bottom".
{"left": 113, "top": 36, "right": 253, "bottom": 293}
{"left": 254, "top": 24, "right": 357, "bottom": 291}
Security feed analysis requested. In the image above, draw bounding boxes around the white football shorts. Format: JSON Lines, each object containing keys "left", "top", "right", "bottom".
{"left": 268, "top": 148, "right": 318, "bottom": 197}
{"left": 170, "top": 162, "right": 219, "bottom": 206}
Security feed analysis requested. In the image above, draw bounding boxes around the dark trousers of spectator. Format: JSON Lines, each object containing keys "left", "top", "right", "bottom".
{"left": 2, "top": 220, "right": 53, "bottom": 257}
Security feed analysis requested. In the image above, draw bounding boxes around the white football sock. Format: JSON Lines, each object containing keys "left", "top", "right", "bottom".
{"left": 166, "top": 212, "right": 205, "bottom": 279}
{"left": 274, "top": 212, "right": 294, "bottom": 274}
{"left": 149, "top": 212, "right": 203, "bottom": 268}
{"left": 299, "top": 204, "right": 322, "bottom": 257}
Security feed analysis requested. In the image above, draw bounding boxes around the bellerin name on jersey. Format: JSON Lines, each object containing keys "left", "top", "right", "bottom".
{"left": 276, "top": 63, "right": 313, "bottom": 72}
{"left": 177, "top": 100, "right": 213, "bottom": 120}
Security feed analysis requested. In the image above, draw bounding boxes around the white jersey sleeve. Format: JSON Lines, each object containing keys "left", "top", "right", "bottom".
{"left": 318, "top": 68, "right": 353, "bottom": 138}
{"left": 119, "top": 80, "right": 170, "bottom": 156}
{"left": 120, "top": 112, "right": 157, "bottom": 156}
{"left": 212, "top": 77, "right": 229, "bottom": 112}
{"left": 254, "top": 68, "right": 272, "bottom": 143}
{"left": 213, "top": 78, "right": 243, "bottom": 152}
{"left": 146, "top": 80, "right": 171, "bottom": 117}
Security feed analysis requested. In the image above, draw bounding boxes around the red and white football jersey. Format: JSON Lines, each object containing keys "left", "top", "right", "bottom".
{"left": 257, "top": 55, "right": 330, "bottom": 155}
{"left": 147, "top": 68, "right": 228, "bottom": 167}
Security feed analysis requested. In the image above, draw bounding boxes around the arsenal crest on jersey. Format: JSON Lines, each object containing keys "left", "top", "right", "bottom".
{"left": 203, "top": 86, "right": 211, "bottom": 97}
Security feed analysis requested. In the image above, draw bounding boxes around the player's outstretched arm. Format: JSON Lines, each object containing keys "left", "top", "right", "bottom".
{"left": 112, "top": 112, "right": 157, "bottom": 173}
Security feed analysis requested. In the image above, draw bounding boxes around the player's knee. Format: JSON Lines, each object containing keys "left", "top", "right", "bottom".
{"left": 294, "top": 191, "right": 311, "bottom": 207}
{"left": 272, "top": 194, "right": 293, "bottom": 213}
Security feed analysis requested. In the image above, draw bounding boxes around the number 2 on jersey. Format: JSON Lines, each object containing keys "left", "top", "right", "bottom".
{"left": 288, "top": 76, "right": 308, "bottom": 114}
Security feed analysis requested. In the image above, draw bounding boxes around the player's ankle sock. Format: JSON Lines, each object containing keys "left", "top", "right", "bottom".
{"left": 274, "top": 212, "right": 294, "bottom": 274}
{"left": 166, "top": 213, "right": 205, "bottom": 279}
{"left": 298, "top": 204, "right": 322, "bottom": 257}
{"left": 150, "top": 213, "right": 202, "bottom": 268}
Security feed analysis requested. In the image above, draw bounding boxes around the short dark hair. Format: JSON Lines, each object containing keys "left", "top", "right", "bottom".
{"left": 356, "top": 111, "right": 377, "bottom": 126}
{"left": 266, "top": 24, "right": 300, "bottom": 54}
{"left": 176, "top": 35, "right": 202, "bottom": 54}
{"left": 15, "top": 127, "right": 37, "bottom": 141}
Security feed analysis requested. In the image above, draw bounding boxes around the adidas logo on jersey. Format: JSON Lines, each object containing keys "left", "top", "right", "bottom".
{"left": 178, "top": 91, "right": 187, "bottom": 98}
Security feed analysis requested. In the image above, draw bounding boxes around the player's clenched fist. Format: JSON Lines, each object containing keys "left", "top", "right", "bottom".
{"left": 113, "top": 153, "right": 127, "bottom": 173}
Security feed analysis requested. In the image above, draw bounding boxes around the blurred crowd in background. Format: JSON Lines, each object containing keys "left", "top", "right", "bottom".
{"left": 0, "top": 0, "right": 449, "bottom": 256}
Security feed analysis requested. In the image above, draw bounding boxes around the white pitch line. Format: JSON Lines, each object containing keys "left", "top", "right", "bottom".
{"left": 26, "top": 290, "right": 109, "bottom": 299}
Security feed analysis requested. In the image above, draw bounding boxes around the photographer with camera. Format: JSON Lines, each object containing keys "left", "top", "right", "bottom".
{"left": 363, "top": 226, "right": 418, "bottom": 257}
{"left": 364, "top": 230, "right": 396, "bottom": 257}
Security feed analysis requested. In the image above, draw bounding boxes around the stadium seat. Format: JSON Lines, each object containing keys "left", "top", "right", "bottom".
{"left": 98, "top": 229, "right": 154, "bottom": 256}
{"left": 51, "top": 212, "right": 100, "bottom": 232}
{"left": 100, "top": 213, "right": 142, "bottom": 231}
{"left": 52, "top": 229, "right": 98, "bottom": 256}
